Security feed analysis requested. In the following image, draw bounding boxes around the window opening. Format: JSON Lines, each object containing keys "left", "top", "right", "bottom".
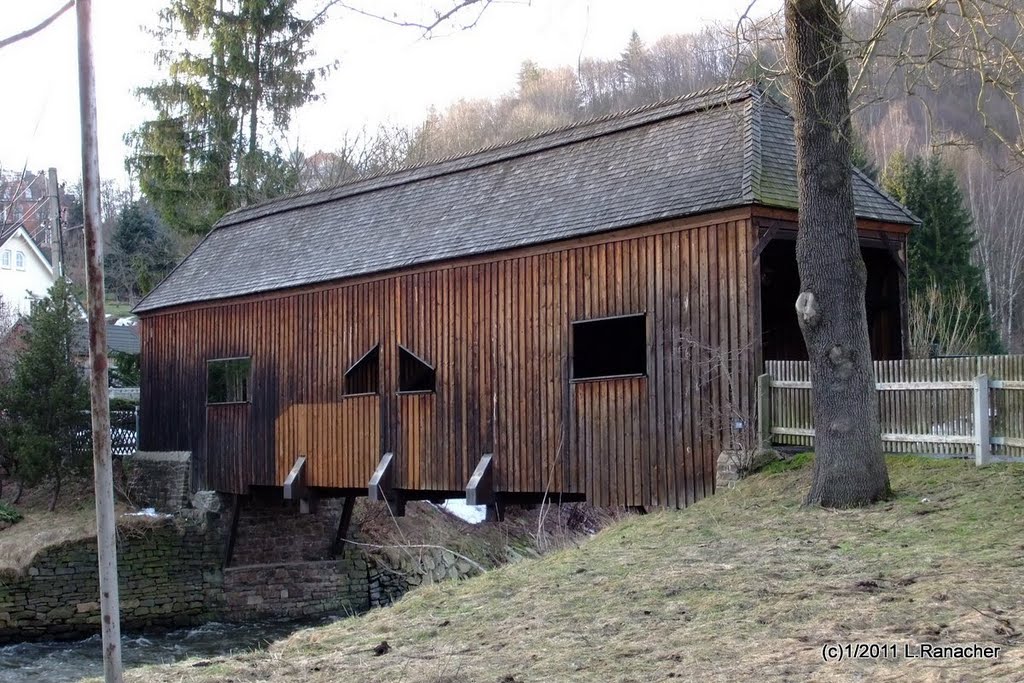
{"left": 208, "top": 357, "right": 251, "bottom": 404}
{"left": 572, "top": 314, "right": 647, "bottom": 380}
{"left": 344, "top": 344, "right": 380, "bottom": 395}
{"left": 398, "top": 346, "right": 435, "bottom": 393}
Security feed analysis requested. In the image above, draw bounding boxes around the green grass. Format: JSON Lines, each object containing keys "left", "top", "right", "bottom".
{"left": 105, "top": 300, "right": 135, "bottom": 318}
{"left": 760, "top": 451, "right": 814, "bottom": 474}
{"left": 122, "top": 456, "right": 1024, "bottom": 683}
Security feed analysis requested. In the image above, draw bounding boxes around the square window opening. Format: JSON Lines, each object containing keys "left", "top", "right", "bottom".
{"left": 344, "top": 344, "right": 380, "bottom": 396}
{"left": 398, "top": 346, "right": 435, "bottom": 393}
{"left": 208, "top": 357, "right": 251, "bottom": 404}
{"left": 572, "top": 314, "right": 647, "bottom": 380}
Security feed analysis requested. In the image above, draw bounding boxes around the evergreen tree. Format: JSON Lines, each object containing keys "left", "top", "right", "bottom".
{"left": 618, "top": 30, "right": 652, "bottom": 102}
{"left": 0, "top": 279, "right": 88, "bottom": 510}
{"left": 882, "top": 152, "right": 1001, "bottom": 353}
{"left": 128, "top": 0, "right": 330, "bottom": 236}
{"left": 106, "top": 200, "right": 179, "bottom": 302}
{"left": 849, "top": 129, "right": 879, "bottom": 181}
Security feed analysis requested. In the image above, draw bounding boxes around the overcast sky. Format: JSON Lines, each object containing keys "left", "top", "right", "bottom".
{"left": 0, "top": 0, "right": 766, "bottom": 187}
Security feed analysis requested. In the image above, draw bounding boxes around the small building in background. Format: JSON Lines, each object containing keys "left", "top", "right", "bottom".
{"left": 0, "top": 225, "right": 54, "bottom": 319}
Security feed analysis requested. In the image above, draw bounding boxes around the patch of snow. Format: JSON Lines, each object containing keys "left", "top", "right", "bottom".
{"left": 114, "top": 317, "right": 137, "bottom": 326}
{"left": 123, "top": 507, "right": 170, "bottom": 519}
{"left": 441, "top": 499, "right": 486, "bottom": 524}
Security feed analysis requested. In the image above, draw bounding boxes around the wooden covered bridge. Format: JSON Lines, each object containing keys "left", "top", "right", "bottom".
{"left": 134, "top": 82, "right": 916, "bottom": 513}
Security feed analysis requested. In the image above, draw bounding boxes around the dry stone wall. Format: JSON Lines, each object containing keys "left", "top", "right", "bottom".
{"left": 0, "top": 492, "right": 489, "bottom": 643}
{"left": 0, "top": 516, "right": 222, "bottom": 643}
{"left": 125, "top": 452, "right": 191, "bottom": 512}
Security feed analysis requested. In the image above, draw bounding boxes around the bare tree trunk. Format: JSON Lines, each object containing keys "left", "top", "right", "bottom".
{"left": 785, "top": 0, "right": 890, "bottom": 507}
{"left": 13, "top": 480, "right": 22, "bottom": 504}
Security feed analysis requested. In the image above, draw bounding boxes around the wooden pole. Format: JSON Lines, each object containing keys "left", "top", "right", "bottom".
{"left": 974, "top": 374, "right": 991, "bottom": 467}
{"left": 757, "top": 373, "right": 772, "bottom": 451}
{"left": 76, "top": 1, "right": 123, "bottom": 681}
{"left": 46, "top": 168, "right": 63, "bottom": 278}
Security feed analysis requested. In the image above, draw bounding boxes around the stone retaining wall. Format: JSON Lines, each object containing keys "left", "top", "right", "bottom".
{"left": 0, "top": 516, "right": 222, "bottom": 642}
{"left": 223, "top": 557, "right": 369, "bottom": 620}
{"left": 125, "top": 452, "right": 192, "bottom": 512}
{"left": 0, "top": 496, "right": 488, "bottom": 643}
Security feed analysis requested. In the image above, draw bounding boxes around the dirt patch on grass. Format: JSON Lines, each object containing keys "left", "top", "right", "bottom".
{"left": 114, "top": 457, "right": 1024, "bottom": 682}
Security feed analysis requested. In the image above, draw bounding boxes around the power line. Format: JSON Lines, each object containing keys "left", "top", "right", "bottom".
{"left": 0, "top": 1, "right": 75, "bottom": 51}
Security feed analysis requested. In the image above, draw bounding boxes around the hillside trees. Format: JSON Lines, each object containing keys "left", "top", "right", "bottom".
{"left": 882, "top": 152, "right": 1000, "bottom": 355}
{"left": 0, "top": 279, "right": 88, "bottom": 510}
{"left": 129, "top": 0, "right": 329, "bottom": 236}
{"left": 785, "top": 0, "right": 890, "bottom": 507}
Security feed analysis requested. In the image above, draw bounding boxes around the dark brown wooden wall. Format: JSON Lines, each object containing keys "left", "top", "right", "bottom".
{"left": 139, "top": 210, "right": 759, "bottom": 507}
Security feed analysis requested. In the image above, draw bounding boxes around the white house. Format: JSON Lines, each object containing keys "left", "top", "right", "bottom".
{"left": 0, "top": 226, "right": 55, "bottom": 319}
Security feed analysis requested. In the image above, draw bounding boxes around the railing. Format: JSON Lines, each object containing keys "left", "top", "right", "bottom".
{"left": 75, "top": 408, "right": 138, "bottom": 457}
{"left": 762, "top": 355, "right": 1024, "bottom": 464}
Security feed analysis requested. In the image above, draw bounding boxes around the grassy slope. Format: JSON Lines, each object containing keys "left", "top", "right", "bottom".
{"left": 130, "top": 456, "right": 1023, "bottom": 682}
{"left": 0, "top": 481, "right": 105, "bottom": 575}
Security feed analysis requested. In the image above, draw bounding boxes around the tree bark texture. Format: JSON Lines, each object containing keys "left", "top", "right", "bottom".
{"left": 785, "top": 0, "right": 890, "bottom": 507}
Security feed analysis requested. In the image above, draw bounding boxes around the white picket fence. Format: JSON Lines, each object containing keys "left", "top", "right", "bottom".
{"left": 761, "top": 355, "right": 1024, "bottom": 464}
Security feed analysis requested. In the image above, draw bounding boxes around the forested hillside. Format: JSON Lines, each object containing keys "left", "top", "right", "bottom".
{"left": 295, "top": 8, "right": 1024, "bottom": 354}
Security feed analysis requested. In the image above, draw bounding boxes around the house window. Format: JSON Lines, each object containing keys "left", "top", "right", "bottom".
{"left": 344, "top": 344, "right": 380, "bottom": 396}
{"left": 207, "top": 357, "right": 251, "bottom": 404}
{"left": 1, "top": 250, "right": 9, "bottom": 268}
{"left": 571, "top": 314, "right": 647, "bottom": 380}
{"left": 398, "top": 346, "right": 435, "bottom": 393}
{"left": 14, "top": 251, "right": 24, "bottom": 270}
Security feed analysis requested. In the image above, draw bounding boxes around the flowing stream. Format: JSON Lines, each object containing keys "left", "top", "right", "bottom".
{"left": 0, "top": 618, "right": 331, "bottom": 682}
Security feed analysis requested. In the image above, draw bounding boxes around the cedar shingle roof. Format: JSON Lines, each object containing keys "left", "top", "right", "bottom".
{"left": 135, "top": 82, "right": 916, "bottom": 313}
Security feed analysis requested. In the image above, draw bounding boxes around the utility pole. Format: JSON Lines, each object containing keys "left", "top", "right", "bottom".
{"left": 76, "top": 1, "right": 123, "bottom": 681}
{"left": 46, "top": 167, "right": 63, "bottom": 278}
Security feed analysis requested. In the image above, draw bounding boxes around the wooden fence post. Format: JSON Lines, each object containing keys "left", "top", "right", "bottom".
{"left": 974, "top": 374, "right": 991, "bottom": 467}
{"left": 757, "top": 372, "right": 772, "bottom": 451}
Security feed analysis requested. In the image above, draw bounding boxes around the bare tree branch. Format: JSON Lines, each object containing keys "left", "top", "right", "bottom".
{"left": 319, "top": 0, "right": 496, "bottom": 38}
{"left": 0, "top": 1, "right": 75, "bottom": 51}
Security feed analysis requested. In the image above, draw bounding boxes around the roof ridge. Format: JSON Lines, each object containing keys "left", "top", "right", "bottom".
{"left": 742, "top": 88, "right": 764, "bottom": 203}
{"left": 849, "top": 164, "right": 921, "bottom": 225}
{"left": 217, "top": 81, "right": 759, "bottom": 229}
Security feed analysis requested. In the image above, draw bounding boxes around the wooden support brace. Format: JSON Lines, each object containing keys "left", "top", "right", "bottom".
{"left": 878, "top": 231, "right": 908, "bottom": 277}
{"left": 368, "top": 452, "right": 405, "bottom": 516}
{"left": 368, "top": 452, "right": 394, "bottom": 501}
{"left": 466, "top": 453, "right": 495, "bottom": 506}
{"left": 284, "top": 455, "right": 317, "bottom": 514}
{"left": 283, "top": 456, "right": 308, "bottom": 500}
{"left": 331, "top": 496, "right": 356, "bottom": 558}
{"left": 223, "top": 493, "right": 241, "bottom": 569}
{"left": 752, "top": 224, "right": 781, "bottom": 262}
{"left": 486, "top": 497, "right": 505, "bottom": 523}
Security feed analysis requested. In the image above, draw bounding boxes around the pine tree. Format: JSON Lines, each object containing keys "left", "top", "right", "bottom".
{"left": 618, "top": 30, "right": 652, "bottom": 103}
{"left": 882, "top": 152, "right": 1001, "bottom": 353}
{"left": 0, "top": 279, "right": 88, "bottom": 510}
{"left": 849, "top": 129, "right": 879, "bottom": 181}
{"left": 106, "top": 200, "right": 179, "bottom": 302}
{"left": 128, "top": 0, "right": 329, "bottom": 236}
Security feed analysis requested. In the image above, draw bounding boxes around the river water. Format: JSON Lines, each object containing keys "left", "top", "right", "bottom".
{"left": 0, "top": 618, "right": 331, "bottom": 683}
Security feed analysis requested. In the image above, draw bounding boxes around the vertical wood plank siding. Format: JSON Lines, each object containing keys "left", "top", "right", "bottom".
{"left": 139, "top": 216, "right": 756, "bottom": 506}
